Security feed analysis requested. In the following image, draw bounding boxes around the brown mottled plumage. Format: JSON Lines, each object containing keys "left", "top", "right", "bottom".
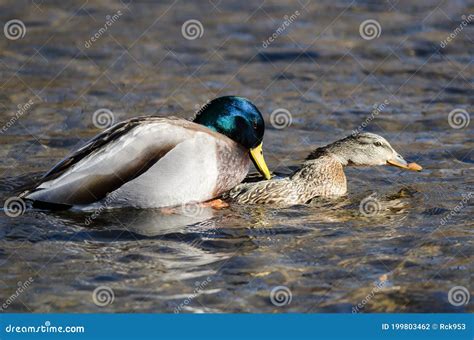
{"left": 226, "top": 132, "right": 422, "bottom": 205}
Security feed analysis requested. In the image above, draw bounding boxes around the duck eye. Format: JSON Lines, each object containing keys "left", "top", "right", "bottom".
{"left": 374, "top": 142, "right": 383, "bottom": 147}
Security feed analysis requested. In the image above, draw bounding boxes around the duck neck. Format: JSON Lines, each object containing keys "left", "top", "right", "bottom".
{"left": 306, "top": 144, "right": 350, "bottom": 166}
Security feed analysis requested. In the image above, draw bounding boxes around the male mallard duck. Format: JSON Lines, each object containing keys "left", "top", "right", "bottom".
{"left": 226, "top": 132, "right": 422, "bottom": 205}
{"left": 23, "top": 96, "right": 271, "bottom": 209}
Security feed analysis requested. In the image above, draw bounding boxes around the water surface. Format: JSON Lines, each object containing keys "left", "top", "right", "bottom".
{"left": 0, "top": 0, "right": 472, "bottom": 313}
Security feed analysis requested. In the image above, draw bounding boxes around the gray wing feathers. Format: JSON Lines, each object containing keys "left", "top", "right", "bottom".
{"left": 25, "top": 117, "right": 192, "bottom": 205}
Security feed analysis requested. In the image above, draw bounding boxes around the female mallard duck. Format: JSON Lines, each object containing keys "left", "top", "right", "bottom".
{"left": 23, "top": 96, "right": 271, "bottom": 209}
{"left": 225, "top": 132, "right": 422, "bottom": 205}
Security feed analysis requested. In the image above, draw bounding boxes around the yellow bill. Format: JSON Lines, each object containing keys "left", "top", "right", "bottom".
{"left": 249, "top": 143, "right": 272, "bottom": 180}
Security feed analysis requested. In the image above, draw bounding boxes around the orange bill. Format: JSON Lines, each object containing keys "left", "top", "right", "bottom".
{"left": 387, "top": 159, "right": 422, "bottom": 171}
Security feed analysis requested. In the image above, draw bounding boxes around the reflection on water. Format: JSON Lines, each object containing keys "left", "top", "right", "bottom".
{"left": 0, "top": 0, "right": 472, "bottom": 312}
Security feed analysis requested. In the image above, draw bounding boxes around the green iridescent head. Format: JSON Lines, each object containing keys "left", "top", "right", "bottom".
{"left": 193, "top": 96, "right": 271, "bottom": 179}
{"left": 194, "top": 96, "right": 264, "bottom": 149}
